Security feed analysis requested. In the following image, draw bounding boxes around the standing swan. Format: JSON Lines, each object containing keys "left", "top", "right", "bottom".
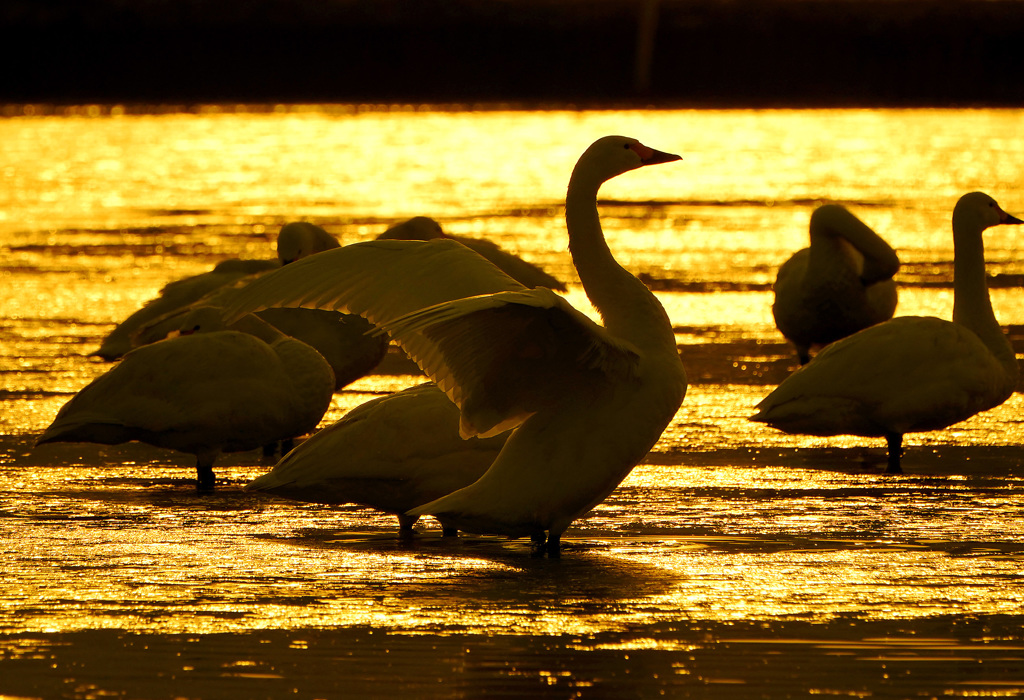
{"left": 37, "top": 308, "right": 335, "bottom": 490}
{"left": 224, "top": 136, "right": 687, "bottom": 556}
{"left": 772, "top": 204, "right": 900, "bottom": 364}
{"left": 751, "top": 192, "right": 1021, "bottom": 473}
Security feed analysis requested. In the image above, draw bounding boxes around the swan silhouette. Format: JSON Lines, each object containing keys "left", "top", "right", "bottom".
{"left": 92, "top": 222, "right": 340, "bottom": 360}
{"left": 224, "top": 135, "right": 687, "bottom": 556}
{"left": 752, "top": 192, "right": 1021, "bottom": 473}
{"left": 132, "top": 285, "right": 388, "bottom": 393}
{"left": 772, "top": 204, "right": 900, "bottom": 364}
{"left": 38, "top": 308, "right": 335, "bottom": 490}
{"left": 246, "top": 382, "right": 507, "bottom": 534}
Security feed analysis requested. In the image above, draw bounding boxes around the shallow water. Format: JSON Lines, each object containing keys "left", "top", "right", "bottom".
{"left": 2, "top": 107, "right": 1024, "bottom": 697}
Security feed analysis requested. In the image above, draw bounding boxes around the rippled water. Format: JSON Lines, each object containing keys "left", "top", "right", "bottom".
{"left": 2, "top": 106, "right": 1024, "bottom": 697}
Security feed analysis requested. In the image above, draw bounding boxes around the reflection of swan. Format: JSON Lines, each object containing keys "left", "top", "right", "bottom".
{"left": 247, "top": 383, "right": 507, "bottom": 533}
{"left": 378, "top": 216, "right": 568, "bottom": 291}
{"left": 752, "top": 192, "right": 1021, "bottom": 473}
{"left": 772, "top": 204, "right": 900, "bottom": 364}
{"left": 225, "top": 136, "right": 687, "bottom": 556}
{"left": 92, "top": 222, "right": 339, "bottom": 360}
{"left": 38, "top": 308, "right": 335, "bottom": 490}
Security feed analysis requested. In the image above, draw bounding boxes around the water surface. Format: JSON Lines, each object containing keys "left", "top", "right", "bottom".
{"left": 2, "top": 107, "right": 1024, "bottom": 698}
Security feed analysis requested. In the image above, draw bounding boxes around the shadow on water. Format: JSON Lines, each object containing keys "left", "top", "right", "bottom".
{"left": 251, "top": 524, "right": 683, "bottom": 608}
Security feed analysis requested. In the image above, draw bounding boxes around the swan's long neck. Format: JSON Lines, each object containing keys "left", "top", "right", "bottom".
{"left": 808, "top": 205, "right": 899, "bottom": 284}
{"left": 951, "top": 220, "right": 1017, "bottom": 380}
{"left": 566, "top": 170, "right": 675, "bottom": 352}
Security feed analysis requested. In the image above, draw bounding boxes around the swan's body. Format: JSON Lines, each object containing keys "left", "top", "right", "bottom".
{"left": 772, "top": 204, "right": 900, "bottom": 364}
{"left": 224, "top": 136, "right": 687, "bottom": 555}
{"left": 378, "top": 216, "right": 568, "bottom": 291}
{"left": 134, "top": 290, "right": 387, "bottom": 393}
{"left": 93, "top": 222, "right": 339, "bottom": 360}
{"left": 38, "top": 310, "right": 335, "bottom": 489}
{"left": 246, "top": 383, "right": 507, "bottom": 532}
{"left": 752, "top": 192, "right": 1021, "bottom": 472}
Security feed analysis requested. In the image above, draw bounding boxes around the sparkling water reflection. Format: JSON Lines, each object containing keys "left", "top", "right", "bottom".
{"left": 2, "top": 107, "right": 1024, "bottom": 697}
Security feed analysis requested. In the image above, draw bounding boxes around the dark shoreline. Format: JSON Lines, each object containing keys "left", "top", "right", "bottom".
{"left": 3, "top": 0, "right": 1024, "bottom": 107}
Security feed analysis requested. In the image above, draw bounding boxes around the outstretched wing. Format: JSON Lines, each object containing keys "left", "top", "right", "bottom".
{"left": 384, "top": 288, "right": 641, "bottom": 437}
{"left": 224, "top": 238, "right": 527, "bottom": 325}
{"left": 224, "top": 237, "right": 641, "bottom": 439}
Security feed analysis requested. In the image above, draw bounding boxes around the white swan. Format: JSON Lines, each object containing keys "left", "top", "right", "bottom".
{"left": 751, "top": 192, "right": 1021, "bottom": 473}
{"left": 246, "top": 383, "right": 507, "bottom": 533}
{"left": 38, "top": 308, "right": 335, "bottom": 490}
{"left": 224, "top": 136, "right": 687, "bottom": 556}
{"left": 378, "top": 216, "right": 568, "bottom": 291}
{"left": 772, "top": 204, "right": 900, "bottom": 364}
{"left": 132, "top": 287, "right": 388, "bottom": 393}
{"left": 92, "top": 222, "right": 340, "bottom": 360}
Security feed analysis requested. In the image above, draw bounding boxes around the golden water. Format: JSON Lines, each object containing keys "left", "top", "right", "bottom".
{"left": 2, "top": 107, "right": 1024, "bottom": 697}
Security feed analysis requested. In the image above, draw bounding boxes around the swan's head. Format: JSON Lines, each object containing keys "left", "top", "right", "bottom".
{"left": 808, "top": 203, "right": 859, "bottom": 238}
{"left": 954, "top": 192, "right": 1023, "bottom": 235}
{"left": 377, "top": 216, "right": 446, "bottom": 241}
{"left": 574, "top": 136, "right": 681, "bottom": 186}
{"left": 277, "top": 222, "right": 341, "bottom": 264}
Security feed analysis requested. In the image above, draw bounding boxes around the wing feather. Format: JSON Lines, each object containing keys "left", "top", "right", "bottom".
{"left": 223, "top": 238, "right": 527, "bottom": 326}
{"left": 382, "top": 289, "right": 641, "bottom": 437}
{"left": 224, "top": 238, "right": 641, "bottom": 439}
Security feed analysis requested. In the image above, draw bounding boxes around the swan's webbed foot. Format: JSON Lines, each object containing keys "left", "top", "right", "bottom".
{"left": 884, "top": 433, "right": 904, "bottom": 475}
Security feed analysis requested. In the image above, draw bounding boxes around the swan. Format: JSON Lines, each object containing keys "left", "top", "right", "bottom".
{"left": 92, "top": 221, "right": 340, "bottom": 360}
{"left": 751, "top": 192, "right": 1021, "bottom": 473}
{"left": 37, "top": 307, "right": 335, "bottom": 490}
{"left": 275, "top": 221, "right": 342, "bottom": 264}
{"left": 223, "top": 135, "right": 687, "bottom": 556}
{"left": 246, "top": 383, "right": 508, "bottom": 533}
{"left": 378, "top": 216, "right": 568, "bottom": 291}
{"left": 772, "top": 204, "right": 901, "bottom": 364}
{"left": 132, "top": 286, "right": 388, "bottom": 393}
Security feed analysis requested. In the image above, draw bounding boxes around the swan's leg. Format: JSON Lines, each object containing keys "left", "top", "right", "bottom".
{"left": 545, "top": 532, "right": 561, "bottom": 558}
{"left": 884, "top": 433, "right": 904, "bottom": 475}
{"left": 530, "top": 531, "right": 561, "bottom": 558}
{"left": 797, "top": 347, "right": 811, "bottom": 365}
{"left": 530, "top": 532, "right": 547, "bottom": 557}
{"left": 261, "top": 439, "right": 295, "bottom": 460}
{"left": 195, "top": 461, "right": 216, "bottom": 491}
{"left": 397, "top": 513, "right": 419, "bottom": 537}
